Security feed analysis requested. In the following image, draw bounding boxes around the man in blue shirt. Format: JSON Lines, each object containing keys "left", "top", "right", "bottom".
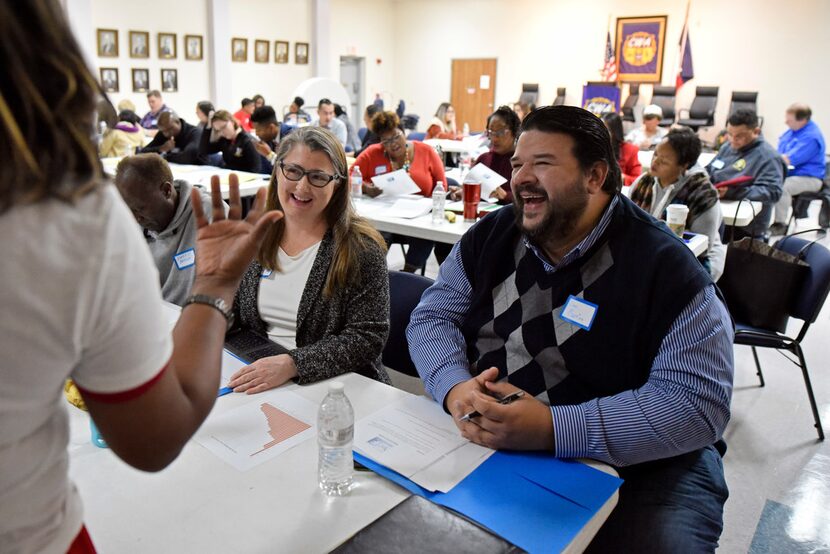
{"left": 407, "top": 106, "right": 734, "bottom": 551}
{"left": 770, "top": 103, "right": 827, "bottom": 235}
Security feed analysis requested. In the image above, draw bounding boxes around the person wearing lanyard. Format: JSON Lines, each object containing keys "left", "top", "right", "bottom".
{"left": 199, "top": 109, "right": 261, "bottom": 173}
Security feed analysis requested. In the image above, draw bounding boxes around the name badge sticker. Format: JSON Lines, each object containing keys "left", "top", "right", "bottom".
{"left": 374, "top": 165, "right": 388, "bottom": 175}
{"left": 711, "top": 159, "right": 725, "bottom": 170}
{"left": 261, "top": 268, "right": 274, "bottom": 279}
{"left": 560, "top": 295, "right": 598, "bottom": 331}
{"left": 173, "top": 248, "right": 195, "bottom": 270}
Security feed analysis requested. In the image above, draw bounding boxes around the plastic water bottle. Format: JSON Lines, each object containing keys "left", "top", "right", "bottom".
{"left": 317, "top": 381, "right": 354, "bottom": 496}
{"left": 462, "top": 122, "right": 470, "bottom": 137}
{"left": 432, "top": 181, "right": 446, "bottom": 224}
{"left": 350, "top": 166, "right": 363, "bottom": 198}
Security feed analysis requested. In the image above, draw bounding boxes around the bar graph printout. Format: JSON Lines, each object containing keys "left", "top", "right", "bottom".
{"left": 196, "top": 389, "right": 317, "bottom": 471}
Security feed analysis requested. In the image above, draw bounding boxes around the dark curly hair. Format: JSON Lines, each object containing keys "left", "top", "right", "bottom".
{"left": 487, "top": 105, "right": 521, "bottom": 137}
{"left": 664, "top": 128, "right": 702, "bottom": 170}
{"left": 370, "top": 111, "right": 401, "bottom": 135}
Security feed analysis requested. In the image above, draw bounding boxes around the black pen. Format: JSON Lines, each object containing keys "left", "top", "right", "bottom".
{"left": 458, "top": 391, "right": 525, "bottom": 422}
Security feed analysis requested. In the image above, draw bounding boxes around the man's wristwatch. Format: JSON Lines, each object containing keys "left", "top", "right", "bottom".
{"left": 183, "top": 294, "right": 234, "bottom": 329}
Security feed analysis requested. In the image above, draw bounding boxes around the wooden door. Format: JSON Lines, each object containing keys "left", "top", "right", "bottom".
{"left": 451, "top": 59, "right": 497, "bottom": 133}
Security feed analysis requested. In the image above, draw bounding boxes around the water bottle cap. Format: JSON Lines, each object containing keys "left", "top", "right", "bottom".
{"left": 328, "top": 381, "right": 345, "bottom": 393}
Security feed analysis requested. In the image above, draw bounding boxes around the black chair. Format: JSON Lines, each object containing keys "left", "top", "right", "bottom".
{"left": 733, "top": 237, "right": 830, "bottom": 440}
{"left": 729, "top": 91, "right": 764, "bottom": 127}
{"left": 519, "top": 83, "right": 539, "bottom": 107}
{"left": 382, "top": 271, "right": 435, "bottom": 377}
{"left": 621, "top": 84, "right": 640, "bottom": 123}
{"left": 677, "top": 86, "right": 719, "bottom": 132}
{"left": 407, "top": 131, "right": 425, "bottom": 142}
{"left": 789, "top": 183, "right": 830, "bottom": 233}
{"left": 552, "top": 87, "right": 566, "bottom": 106}
{"left": 650, "top": 86, "right": 677, "bottom": 127}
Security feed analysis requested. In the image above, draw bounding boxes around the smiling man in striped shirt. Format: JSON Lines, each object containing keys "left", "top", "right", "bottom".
{"left": 407, "top": 105, "right": 734, "bottom": 552}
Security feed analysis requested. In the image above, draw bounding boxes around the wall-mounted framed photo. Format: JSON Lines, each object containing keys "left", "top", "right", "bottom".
{"left": 158, "top": 32, "right": 177, "bottom": 59}
{"left": 129, "top": 31, "right": 149, "bottom": 59}
{"left": 615, "top": 15, "right": 668, "bottom": 83}
{"left": 185, "top": 34, "right": 203, "bottom": 61}
{"left": 295, "top": 42, "right": 309, "bottom": 65}
{"left": 254, "top": 39, "right": 269, "bottom": 63}
{"left": 99, "top": 67, "right": 119, "bottom": 93}
{"left": 231, "top": 38, "right": 248, "bottom": 62}
{"left": 160, "top": 68, "right": 178, "bottom": 92}
{"left": 275, "top": 41, "right": 289, "bottom": 64}
{"left": 131, "top": 68, "right": 149, "bottom": 93}
{"left": 96, "top": 29, "right": 118, "bottom": 57}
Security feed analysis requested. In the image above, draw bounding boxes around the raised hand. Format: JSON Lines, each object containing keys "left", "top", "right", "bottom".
{"left": 190, "top": 173, "right": 282, "bottom": 298}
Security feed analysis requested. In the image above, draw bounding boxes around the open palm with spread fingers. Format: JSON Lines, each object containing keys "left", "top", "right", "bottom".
{"left": 191, "top": 174, "right": 283, "bottom": 289}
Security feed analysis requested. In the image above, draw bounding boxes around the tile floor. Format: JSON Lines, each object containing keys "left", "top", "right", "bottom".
{"left": 384, "top": 206, "right": 830, "bottom": 553}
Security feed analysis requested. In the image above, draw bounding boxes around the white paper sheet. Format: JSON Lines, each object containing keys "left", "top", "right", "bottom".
{"left": 354, "top": 395, "right": 494, "bottom": 492}
{"left": 196, "top": 389, "right": 317, "bottom": 471}
{"left": 383, "top": 198, "right": 433, "bottom": 219}
{"left": 467, "top": 163, "right": 508, "bottom": 197}
{"left": 370, "top": 169, "right": 421, "bottom": 196}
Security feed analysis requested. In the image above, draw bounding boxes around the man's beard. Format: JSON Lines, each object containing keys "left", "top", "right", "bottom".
{"left": 512, "top": 179, "right": 589, "bottom": 244}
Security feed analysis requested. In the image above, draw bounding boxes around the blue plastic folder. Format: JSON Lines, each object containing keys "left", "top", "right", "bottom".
{"left": 354, "top": 450, "right": 622, "bottom": 554}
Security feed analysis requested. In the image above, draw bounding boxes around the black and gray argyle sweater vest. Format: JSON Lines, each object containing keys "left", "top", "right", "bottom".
{"left": 459, "top": 195, "right": 712, "bottom": 407}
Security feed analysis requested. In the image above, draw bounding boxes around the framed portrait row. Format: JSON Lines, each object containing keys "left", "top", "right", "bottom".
{"left": 97, "top": 29, "right": 203, "bottom": 61}
{"left": 98, "top": 68, "right": 179, "bottom": 94}
{"left": 231, "top": 38, "right": 308, "bottom": 64}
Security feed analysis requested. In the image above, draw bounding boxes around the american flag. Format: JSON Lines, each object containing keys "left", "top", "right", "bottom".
{"left": 602, "top": 30, "right": 617, "bottom": 82}
{"left": 675, "top": 2, "right": 695, "bottom": 89}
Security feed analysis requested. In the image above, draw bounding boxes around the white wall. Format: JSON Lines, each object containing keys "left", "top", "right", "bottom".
{"left": 89, "top": 0, "right": 209, "bottom": 122}
{"left": 391, "top": 0, "right": 830, "bottom": 142}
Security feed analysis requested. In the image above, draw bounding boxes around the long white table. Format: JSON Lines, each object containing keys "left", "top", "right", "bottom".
{"left": 68, "top": 371, "right": 617, "bottom": 552}
{"left": 720, "top": 199, "right": 762, "bottom": 227}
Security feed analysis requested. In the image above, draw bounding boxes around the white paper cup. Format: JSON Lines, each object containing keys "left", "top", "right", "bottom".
{"left": 666, "top": 204, "right": 689, "bottom": 237}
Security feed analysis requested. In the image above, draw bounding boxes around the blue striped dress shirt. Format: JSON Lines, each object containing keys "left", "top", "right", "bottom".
{"left": 407, "top": 198, "right": 734, "bottom": 466}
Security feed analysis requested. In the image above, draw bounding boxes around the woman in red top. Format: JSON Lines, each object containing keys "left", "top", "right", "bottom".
{"left": 425, "top": 102, "right": 462, "bottom": 140}
{"left": 602, "top": 112, "right": 642, "bottom": 187}
{"left": 355, "top": 111, "right": 446, "bottom": 272}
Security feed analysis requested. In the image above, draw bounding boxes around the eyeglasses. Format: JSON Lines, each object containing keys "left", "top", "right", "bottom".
{"left": 279, "top": 162, "right": 340, "bottom": 188}
{"left": 486, "top": 128, "right": 510, "bottom": 138}
{"left": 380, "top": 132, "right": 405, "bottom": 147}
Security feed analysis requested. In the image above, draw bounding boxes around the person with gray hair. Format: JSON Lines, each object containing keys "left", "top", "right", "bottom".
{"left": 114, "top": 154, "right": 219, "bottom": 305}
{"left": 226, "top": 126, "right": 391, "bottom": 394}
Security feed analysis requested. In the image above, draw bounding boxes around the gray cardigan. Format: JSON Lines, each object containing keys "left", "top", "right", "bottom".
{"left": 232, "top": 231, "right": 391, "bottom": 385}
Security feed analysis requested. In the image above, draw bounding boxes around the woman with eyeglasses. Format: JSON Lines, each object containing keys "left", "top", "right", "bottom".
{"left": 354, "top": 111, "right": 446, "bottom": 272}
{"left": 453, "top": 105, "right": 519, "bottom": 205}
{"left": 426, "top": 102, "right": 463, "bottom": 140}
{"left": 225, "top": 127, "right": 391, "bottom": 393}
{"left": 199, "top": 109, "right": 262, "bottom": 173}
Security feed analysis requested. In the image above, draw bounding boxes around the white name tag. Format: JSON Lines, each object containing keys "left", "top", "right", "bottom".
{"left": 173, "top": 248, "right": 195, "bottom": 270}
{"left": 560, "top": 295, "right": 598, "bottom": 331}
{"left": 261, "top": 268, "right": 273, "bottom": 279}
{"left": 374, "top": 165, "right": 388, "bottom": 175}
{"left": 711, "top": 159, "right": 725, "bottom": 169}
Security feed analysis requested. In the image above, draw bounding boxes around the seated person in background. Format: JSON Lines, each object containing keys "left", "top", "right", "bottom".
{"left": 358, "top": 104, "right": 382, "bottom": 154}
{"left": 141, "top": 112, "right": 206, "bottom": 165}
{"left": 463, "top": 105, "right": 520, "bottom": 204}
{"left": 407, "top": 105, "right": 733, "bottom": 552}
{"left": 226, "top": 127, "right": 391, "bottom": 393}
{"left": 199, "top": 110, "right": 262, "bottom": 173}
{"left": 334, "top": 103, "right": 362, "bottom": 153}
{"left": 195, "top": 100, "right": 214, "bottom": 130}
{"left": 354, "top": 111, "right": 446, "bottom": 273}
{"left": 603, "top": 112, "right": 642, "bottom": 186}
{"left": 233, "top": 98, "right": 256, "bottom": 133}
{"left": 625, "top": 104, "right": 667, "bottom": 150}
{"left": 311, "top": 98, "right": 347, "bottom": 147}
{"left": 99, "top": 109, "right": 145, "bottom": 158}
{"left": 253, "top": 94, "right": 265, "bottom": 109}
{"left": 706, "top": 109, "right": 783, "bottom": 239}
{"left": 117, "top": 98, "right": 136, "bottom": 113}
{"left": 630, "top": 128, "right": 726, "bottom": 280}
{"left": 426, "top": 102, "right": 462, "bottom": 140}
{"left": 285, "top": 96, "right": 311, "bottom": 125}
{"left": 140, "top": 89, "right": 173, "bottom": 136}
{"left": 770, "top": 103, "right": 827, "bottom": 235}
{"left": 114, "top": 154, "right": 218, "bottom": 306}
{"left": 513, "top": 101, "right": 534, "bottom": 122}
{"left": 251, "top": 105, "right": 281, "bottom": 175}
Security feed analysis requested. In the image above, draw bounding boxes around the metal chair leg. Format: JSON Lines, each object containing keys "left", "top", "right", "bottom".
{"left": 751, "top": 346, "right": 765, "bottom": 387}
{"left": 793, "top": 343, "right": 825, "bottom": 441}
